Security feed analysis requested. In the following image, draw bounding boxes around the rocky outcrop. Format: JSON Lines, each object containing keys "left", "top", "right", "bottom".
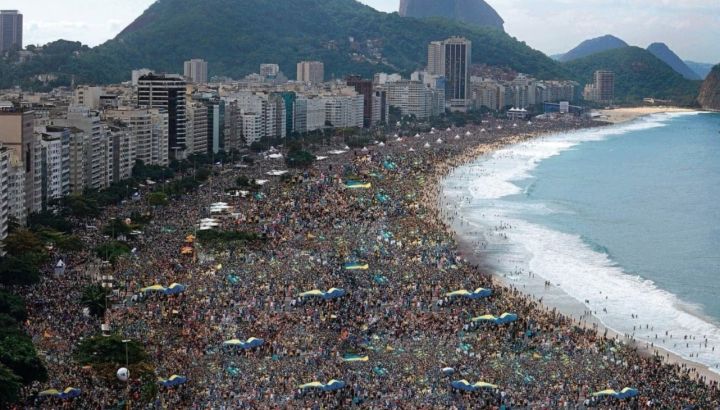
{"left": 399, "top": 0, "right": 504, "bottom": 31}
{"left": 698, "top": 65, "right": 720, "bottom": 110}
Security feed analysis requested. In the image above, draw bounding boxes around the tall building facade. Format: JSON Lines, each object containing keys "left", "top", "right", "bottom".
{"left": 184, "top": 59, "right": 208, "bottom": 84}
{"left": 442, "top": 37, "right": 471, "bottom": 111}
{"left": 137, "top": 74, "right": 187, "bottom": 157}
{"left": 0, "top": 145, "right": 9, "bottom": 256}
{"left": 105, "top": 107, "right": 168, "bottom": 167}
{"left": 0, "top": 108, "right": 40, "bottom": 216}
{"left": 583, "top": 70, "right": 615, "bottom": 104}
{"left": 427, "top": 41, "right": 445, "bottom": 76}
{"left": 595, "top": 70, "right": 615, "bottom": 103}
{"left": 296, "top": 61, "right": 324, "bottom": 84}
{"left": 346, "top": 76, "right": 374, "bottom": 128}
{"left": 0, "top": 10, "right": 22, "bottom": 53}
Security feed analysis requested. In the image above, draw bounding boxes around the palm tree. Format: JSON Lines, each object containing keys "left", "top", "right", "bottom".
{"left": 81, "top": 285, "right": 109, "bottom": 318}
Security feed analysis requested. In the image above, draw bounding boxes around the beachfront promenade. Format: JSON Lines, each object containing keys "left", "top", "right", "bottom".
{"left": 19, "top": 115, "right": 720, "bottom": 408}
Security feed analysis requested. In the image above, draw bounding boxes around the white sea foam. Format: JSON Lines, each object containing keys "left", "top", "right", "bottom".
{"left": 442, "top": 112, "right": 720, "bottom": 373}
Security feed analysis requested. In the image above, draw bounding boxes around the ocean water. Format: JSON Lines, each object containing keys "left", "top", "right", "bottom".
{"left": 442, "top": 112, "right": 720, "bottom": 372}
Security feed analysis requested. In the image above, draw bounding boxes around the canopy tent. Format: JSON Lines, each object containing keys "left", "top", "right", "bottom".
{"left": 299, "top": 288, "right": 347, "bottom": 300}
{"left": 450, "top": 380, "right": 498, "bottom": 392}
{"left": 158, "top": 375, "right": 188, "bottom": 388}
{"left": 266, "top": 170, "right": 289, "bottom": 176}
{"left": 181, "top": 246, "right": 193, "bottom": 255}
{"left": 445, "top": 288, "right": 493, "bottom": 300}
{"left": 223, "top": 337, "right": 265, "bottom": 349}
{"left": 299, "top": 379, "right": 347, "bottom": 392}
{"left": 342, "top": 354, "right": 369, "bottom": 362}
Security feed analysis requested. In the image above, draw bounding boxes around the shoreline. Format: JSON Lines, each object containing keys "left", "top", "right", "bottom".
{"left": 425, "top": 109, "right": 720, "bottom": 386}
{"left": 594, "top": 106, "right": 698, "bottom": 124}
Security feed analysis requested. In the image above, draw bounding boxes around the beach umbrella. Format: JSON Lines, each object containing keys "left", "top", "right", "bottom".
{"left": 441, "top": 367, "right": 455, "bottom": 375}
{"left": 454, "top": 135, "right": 461, "bottom": 140}
{"left": 414, "top": 133, "right": 420, "bottom": 138}
{"left": 436, "top": 138, "right": 443, "bottom": 144}
{"left": 158, "top": 375, "right": 188, "bottom": 387}
{"left": 465, "top": 131, "right": 472, "bottom": 136}
{"left": 424, "top": 143, "right": 431, "bottom": 148}
{"left": 342, "top": 353, "right": 369, "bottom": 362}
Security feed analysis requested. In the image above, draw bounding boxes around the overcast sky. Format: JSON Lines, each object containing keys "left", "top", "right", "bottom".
{"left": 6, "top": 0, "right": 720, "bottom": 63}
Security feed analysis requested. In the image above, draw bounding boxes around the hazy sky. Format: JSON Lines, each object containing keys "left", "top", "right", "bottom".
{"left": 6, "top": 0, "right": 720, "bottom": 63}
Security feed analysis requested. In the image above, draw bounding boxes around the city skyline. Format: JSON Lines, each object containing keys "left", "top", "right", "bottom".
{"left": 3, "top": 0, "right": 718, "bottom": 63}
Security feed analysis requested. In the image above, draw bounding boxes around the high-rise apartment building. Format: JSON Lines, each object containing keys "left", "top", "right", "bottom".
{"left": 184, "top": 59, "right": 208, "bottom": 84}
{"left": 296, "top": 61, "right": 324, "bottom": 84}
{"left": 186, "top": 101, "right": 209, "bottom": 155}
{"left": 428, "top": 37, "right": 471, "bottom": 111}
{"left": 105, "top": 107, "right": 169, "bottom": 167}
{"left": 0, "top": 108, "right": 40, "bottom": 216}
{"left": 346, "top": 76, "right": 375, "bottom": 128}
{"left": 427, "top": 41, "right": 445, "bottom": 76}
{"left": 260, "top": 64, "right": 280, "bottom": 78}
{"left": 0, "top": 10, "right": 23, "bottom": 53}
{"left": 137, "top": 74, "right": 187, "bottom": 157}
{"left": 0, "top": 144, "right": 9, "bottom": 256}
{"left": 594, "top": 70, "right": 614, "bottom": 103}
{"left": 38, "top": 129, "right": 71, "bottom": 208}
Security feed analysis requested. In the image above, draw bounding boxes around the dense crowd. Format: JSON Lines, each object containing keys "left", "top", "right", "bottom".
{"left": 14, "top": 116, "right": 720, "bottom": 409}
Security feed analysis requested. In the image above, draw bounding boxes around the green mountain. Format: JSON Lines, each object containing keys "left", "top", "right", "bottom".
{"left": 565, "top": 46, "right": 701, "bottom": 105}
{"left": 559, "top": 35, "right": 628, "bottom": 62}
{"left": 3, "top": 0, "right": 563, "bottom": 88}
{"left": 646, "top": 43, "right": 700, "bottom": 80}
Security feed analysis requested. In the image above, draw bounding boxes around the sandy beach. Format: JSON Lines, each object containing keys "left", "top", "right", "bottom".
{"left": 431, "top": 114, "right": 720, "bottom": 386}
{"left": 595, "top": 106, "right": 697, "bottom": 123}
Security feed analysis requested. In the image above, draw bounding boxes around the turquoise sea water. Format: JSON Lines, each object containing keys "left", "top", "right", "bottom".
{"left": 443, "top": 112, "right": 720, "bottom": 372}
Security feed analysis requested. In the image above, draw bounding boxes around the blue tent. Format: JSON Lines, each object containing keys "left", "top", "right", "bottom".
{"left": 445, "top": 288, "right": 493, "bottom": 300}
{"left": 450, "top": 380, "right": 498, "bottom": 392}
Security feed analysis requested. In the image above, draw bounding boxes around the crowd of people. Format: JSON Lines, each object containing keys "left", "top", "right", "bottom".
{"left": 14, "top": 115, "right": 720, "bottom": 408}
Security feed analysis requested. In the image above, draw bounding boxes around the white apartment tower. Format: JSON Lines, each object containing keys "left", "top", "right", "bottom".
{"left": 184, "top": 59, "right": 208, "bottom": 84}
{"left": 296, "top": 61, "right": 324, "bottom": 84}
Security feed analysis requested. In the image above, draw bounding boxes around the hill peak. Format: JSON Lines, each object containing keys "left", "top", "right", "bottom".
{"left": 646, "top": 42, "right": 700, "bottom": 80}
{"left": 559, "top": 34, "right": 628, "bottom": 62}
